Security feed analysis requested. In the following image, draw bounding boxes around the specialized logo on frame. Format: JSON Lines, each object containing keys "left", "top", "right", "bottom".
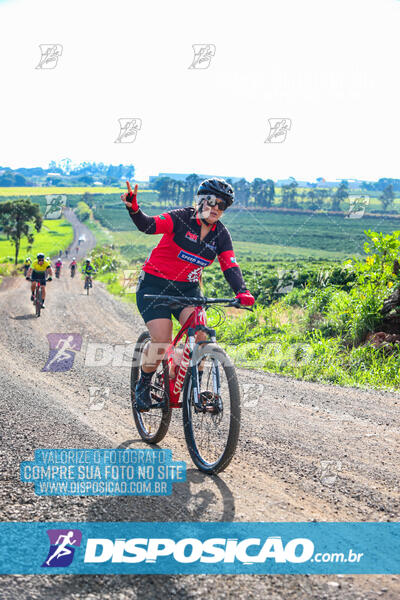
{"left": 42, "top": 529, "right": 82, "bottom": 567}
{"left": 36, "top": 44, "right": 63, "bottom": 69}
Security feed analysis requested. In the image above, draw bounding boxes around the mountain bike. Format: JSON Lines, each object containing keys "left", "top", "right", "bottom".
{"left": 29, "top": 277, "right": 51, "bottom": 317}
{"left": 70, "top": 265, "right": 76, "bottom": 278}
{"left": 130, "top": 295, "right": 252, "bottom": 474}
{"left": 55, "top": 266, "right": 61, "bottom": 279}
{"left": 84, "top": 275, "right": 92, "bottom": 295}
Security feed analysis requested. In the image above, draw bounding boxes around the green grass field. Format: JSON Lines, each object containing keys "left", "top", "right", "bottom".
{"left": 0, "top": 218, "right": 74, "bottom": 262}
{"left": 95, "top": 204, "right": 398, "bottom": 259}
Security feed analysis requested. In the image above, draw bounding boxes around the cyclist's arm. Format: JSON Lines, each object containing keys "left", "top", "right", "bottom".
{"left": 26, "top": 267, "right": 32, "bottom": 278}
{"left": 47, "top": 266, "right": 53, "bottom": 276}
{"left": 125, "top": 206, "right": 183, "bottom": 235}
{"left": 217, "top": 227, "right": 248, "bottom": 294}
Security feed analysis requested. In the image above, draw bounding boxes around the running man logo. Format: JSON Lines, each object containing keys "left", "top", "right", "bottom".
{"left": 188, "top": 44, "right": 216, "bottom": 69}
{"left": 265, "top": 118, "right": 292, "bottom": 143}
{"left": 114, "top": 118, "right": 142, "bottom": 143}
{"left": 42, "top": 529, "right": 82, "bottom": 568}
{"left": 42, "top": 333, "right": 82, "bottom": 372}
{"left": 36, "top": 44, "right": 63, "bottom": 69}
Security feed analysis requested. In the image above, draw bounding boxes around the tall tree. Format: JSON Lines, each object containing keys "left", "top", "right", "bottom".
{"left": 0, "top": 199, "right": 42, "bottom": 264}
{"left": 251, "top": 178, "right": 275, "bottom": 207}
{"left": 183, "top": 174, "right": 201, "bottom": 206}
{"left": 251, "top": 178, "right": 265, "bottom": 207}
{"left": 265, "top": 179, "right": 275, "bottom": 207}
{"left": 380, "top": 184, "right": 394, "bottom": 212}
{"left": 281, "top": 181, "right": 298, "bottom": 208}
{"left": 331, "top": 180, "right": 348, "bottom": 211}
{"left": 153, "top": 177, "right": 174, "bottom": 207}
{"left": 315, "top": 188, "right": 328, "bottom": 209}
{"left": 234, "top": 178, "right": 250, "bottom": 207}
{"left": 172, "top": 180, "right": 184, "bottom": 206}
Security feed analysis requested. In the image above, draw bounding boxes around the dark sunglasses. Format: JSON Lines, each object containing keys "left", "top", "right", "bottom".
{"left": 202, "top": 195, "right": 227, "bottom": 211}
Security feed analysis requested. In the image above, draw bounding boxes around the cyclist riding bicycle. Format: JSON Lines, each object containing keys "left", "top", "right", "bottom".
{"left": 121, "top": 178, "right": 255, "bottom": 411}
{"left": 69, "top": 257, "right": 77, "bottom": 271}
{"left": 82, "top": 258, "right": 96, "bottom": 282}
{"left": 55, "top": 258, "right": 62, "bottom": 276}
{"left": 22, "top": 257, "right": 31, "bottom": 277}
{"left": 26, "top": 252, "right": 53, "bottom": 308}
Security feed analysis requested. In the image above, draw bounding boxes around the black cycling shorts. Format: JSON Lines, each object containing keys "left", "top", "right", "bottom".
{"left": 136, "top": 271, "right": 202, "bottom": 323}
{"left": 31, "top": 271, "right": 47, "bottom": 286}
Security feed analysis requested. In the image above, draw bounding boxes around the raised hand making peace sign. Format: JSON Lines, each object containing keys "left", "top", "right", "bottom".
{"left": 121, "top": 181, "right": 139, "bottom": 212}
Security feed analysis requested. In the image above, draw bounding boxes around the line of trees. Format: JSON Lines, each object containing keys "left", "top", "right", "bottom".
{"left": 0, "top": 161, "right": 135, "bottom": 187}
{"left": 151, "top": 175, "right": 396, "bottom": 213}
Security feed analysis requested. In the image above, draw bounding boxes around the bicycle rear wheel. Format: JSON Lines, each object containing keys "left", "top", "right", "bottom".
{"left": 35, "top": 287, "right": 42, "bottom": 318}
{"left": 182, "top": 343, "right": 240, "bottom": 474}
{"left": 130, "top": 331, "right": 172, "bottom": 444}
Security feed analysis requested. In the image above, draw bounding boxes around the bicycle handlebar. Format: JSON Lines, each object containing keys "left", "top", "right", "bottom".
{"left": 143, "top": 294, "right": 253, "bottom": 310}
{"left": 26, "top": 277, "right": 52, "bottom": 282}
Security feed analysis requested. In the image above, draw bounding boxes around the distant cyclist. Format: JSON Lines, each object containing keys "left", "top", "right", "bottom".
{"left": 82, "top": 258, "right": 96, "bottom": 287}
{"left": 121, "top": 178, "right": 255, "bottom": 411}
{"left": 69, "top": 257, "right": 77, "bottom": 277}
{"left": 26, "top": 253, "right": 53, "bottom": 308}
{"left": 55, "top": 258, "right": 62, "bottom": 278}
{"left": 22, "top": 257, "right": 31, "bottom": 277}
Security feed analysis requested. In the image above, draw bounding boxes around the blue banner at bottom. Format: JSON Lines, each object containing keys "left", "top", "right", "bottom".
{"left": 0, "top": 522, "right": 399, "bottom": 574}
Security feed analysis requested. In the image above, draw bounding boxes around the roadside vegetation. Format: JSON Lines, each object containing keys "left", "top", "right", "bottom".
{"left": 4, "top": 180, "right": 400, "bottom": 390}
{"left": 210, "top": 231, "right": 400, "bottom": 390}
{"left": 0, "top": 219, "right": 73, "bottom": 262}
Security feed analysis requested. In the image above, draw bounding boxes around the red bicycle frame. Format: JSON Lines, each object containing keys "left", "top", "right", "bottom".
{"left": 164, "top": 305, "right": 208, "bottom": 408}
{"left": 33, "top": 280, "right": 44, "bottom": 297}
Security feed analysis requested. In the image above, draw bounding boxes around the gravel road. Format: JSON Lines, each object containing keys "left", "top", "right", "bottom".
{"left": 0, "top": 213, "right": 399, "bottom": 599}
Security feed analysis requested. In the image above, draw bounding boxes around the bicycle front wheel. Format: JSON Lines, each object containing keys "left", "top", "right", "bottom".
{"left": 182, "top": 343, "right": 241, "bottom": 474}
{"left": 35, "top": 287, "right": 42, "bottom": 318}
{"left": 130, "top": 331, "right": 172, "bottom": 444}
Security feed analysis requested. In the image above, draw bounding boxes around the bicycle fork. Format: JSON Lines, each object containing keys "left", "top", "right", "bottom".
{"left": 188, "top": 326, "right": 222, "bottom": 412}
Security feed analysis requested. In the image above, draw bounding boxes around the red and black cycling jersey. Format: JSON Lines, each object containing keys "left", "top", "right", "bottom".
{"left": 127, "top": 206, "right": 247, "bottom": 293}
